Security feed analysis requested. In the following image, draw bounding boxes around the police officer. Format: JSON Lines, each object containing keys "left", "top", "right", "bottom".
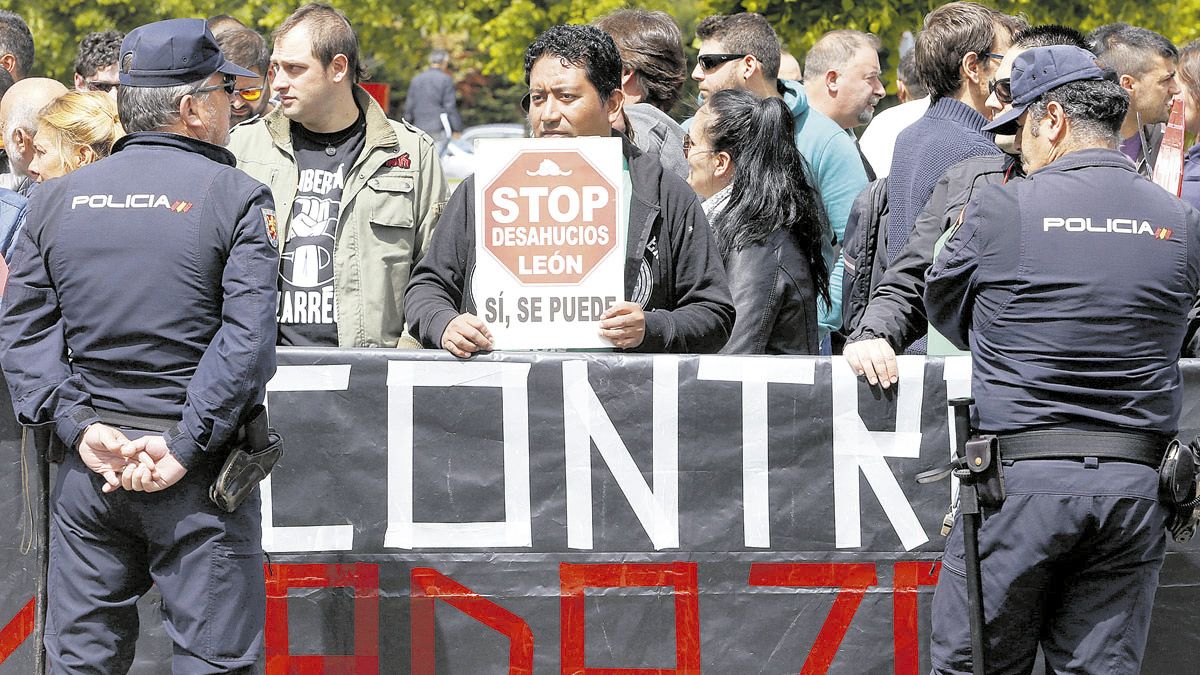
{"left": 925, "top": 45, "right": 1200, "bottom": 674}
{"left": 0, "top": 19, "right": 278, "bottom": 674}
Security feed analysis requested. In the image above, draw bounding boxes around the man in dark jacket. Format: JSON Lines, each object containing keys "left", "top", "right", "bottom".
{"left": 405, "top": 24, "right": 733, "bottom": 356}
{"left": 404, "top": 48, "right": 462, "bottom": 151}
{"left": 925, "top": 45, "right": 1200, "bottom": 674}
{"left": 0, "top": 20, "right": 278, "bottom": 672}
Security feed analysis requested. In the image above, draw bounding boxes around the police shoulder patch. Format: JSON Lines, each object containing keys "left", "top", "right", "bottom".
{"left": 262, "top": 208, "right": 279, "bottom": 248}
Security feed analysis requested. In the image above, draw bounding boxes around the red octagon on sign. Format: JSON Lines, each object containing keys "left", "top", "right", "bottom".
{"left": 482, "top": 149, "right": 619, "bottom": 284}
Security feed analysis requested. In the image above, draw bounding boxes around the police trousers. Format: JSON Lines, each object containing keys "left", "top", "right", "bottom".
{"left": 46, "top": 444, "right": 265, "bottom": 674}
{"left": 929, "top": 458, "right": 1169, "bottom": 675}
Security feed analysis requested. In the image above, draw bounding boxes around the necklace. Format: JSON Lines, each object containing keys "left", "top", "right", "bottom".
{"left": 318, "top": 120, "right": 360, "bottom": 156}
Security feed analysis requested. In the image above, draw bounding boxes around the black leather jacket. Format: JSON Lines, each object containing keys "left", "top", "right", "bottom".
{"left": 720, "top": 226, "right": 820, "bottom": 354}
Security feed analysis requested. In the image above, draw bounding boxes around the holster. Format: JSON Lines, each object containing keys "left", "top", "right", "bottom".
{"left": 963, "top": 435, "right": 1006, "bottom": 508}
{"left": 209, "top": 405, "right": 283, "bottom": 513}
{"left": 915, "top": 434, "right": 1007, "bottom": 519}
{"left": 1160, "top": 438, "right": 1200, "bottom": 543}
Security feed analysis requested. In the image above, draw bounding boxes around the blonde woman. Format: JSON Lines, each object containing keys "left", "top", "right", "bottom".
{"left": 28, "top": 90, "right": 123, "bottom": 182}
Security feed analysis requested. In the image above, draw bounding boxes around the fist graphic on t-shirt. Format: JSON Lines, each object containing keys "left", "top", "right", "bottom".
{"left": 281, "top": 196, "right": 337, "bottom": 289}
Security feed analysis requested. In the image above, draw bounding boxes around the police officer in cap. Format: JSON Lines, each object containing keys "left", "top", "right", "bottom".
{"left": 925, "top": 45, "right": 1200, "bottom": 674}
{"left": 0, "top": 18, "right": 278, "bottom": 674}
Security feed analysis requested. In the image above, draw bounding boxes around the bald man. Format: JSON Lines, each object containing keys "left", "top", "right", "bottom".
{"left": 1, "top": 77, "right": 67, "bottom": 194}
{"left": 778, "top": 51, "right": 802, "bottom": 81}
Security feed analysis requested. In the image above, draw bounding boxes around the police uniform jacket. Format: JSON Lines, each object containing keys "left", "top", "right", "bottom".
{"left": 926, "top": 147, "right": 1200, "bottom": 435}
{"left": 229, "top": 86, "right": 448, "bottom": 348}
{"left": 0, "top": 133, "right": 279, "bottom": 469}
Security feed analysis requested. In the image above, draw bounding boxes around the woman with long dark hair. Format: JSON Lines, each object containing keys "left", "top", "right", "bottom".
{"left": 686, "top": 88, "right": 829, "bottom": 354}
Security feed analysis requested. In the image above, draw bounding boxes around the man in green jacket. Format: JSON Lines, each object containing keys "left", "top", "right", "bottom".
{"left": 228, "top": 2, "right": 447, "bottom": 348}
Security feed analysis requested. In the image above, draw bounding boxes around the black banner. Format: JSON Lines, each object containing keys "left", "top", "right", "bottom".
{"left": 0, "top": 350, "right": 1197, "bottom": 673}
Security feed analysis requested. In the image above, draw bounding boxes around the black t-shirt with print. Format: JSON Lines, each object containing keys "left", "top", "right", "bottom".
{"left": 277, "top": 109, "right": 367, "bottom": 346}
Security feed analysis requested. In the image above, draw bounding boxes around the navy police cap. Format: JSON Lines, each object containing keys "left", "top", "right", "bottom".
{"left": 119, "top": 18, "right": 257, "bottom": 87}
{"left": 983, "top": 45, "right": 1109, "bottom": 135}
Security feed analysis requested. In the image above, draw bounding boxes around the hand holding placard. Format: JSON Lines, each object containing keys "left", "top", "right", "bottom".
{"left": 599, "top": 301, "right": 645, "bottom": 349}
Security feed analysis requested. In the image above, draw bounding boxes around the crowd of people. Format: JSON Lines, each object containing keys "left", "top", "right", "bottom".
{"left": 3, "top": 5, "right": 1198, "bottom": 362}
{"left": 0, "top": 1, "right": 1198, "bottom": 673}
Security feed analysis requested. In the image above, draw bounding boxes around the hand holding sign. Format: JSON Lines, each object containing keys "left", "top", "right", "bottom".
{"left": 599, "top": 301, "right": 645, "bottom": 349}
{"left": 441, "top": 313, "right": 494, "bottom": 358}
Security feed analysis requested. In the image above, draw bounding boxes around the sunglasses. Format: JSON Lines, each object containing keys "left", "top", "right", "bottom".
{"left": 85, "top": 80, "right": 119, "bottom": 93}
{"left": 682, "top": 134, "right": 715, "bottom": 159}
{"left": 235, "top": 85, "right": 266, "bottom": 102}
{"left": 191, "top": 74, "right": 237, "bottom": 97}
{"left": 988, "top": 77, "right": 1012, "bottom": 104}
{"left": 698, "top": 53, "right": 747, "bottom": 71}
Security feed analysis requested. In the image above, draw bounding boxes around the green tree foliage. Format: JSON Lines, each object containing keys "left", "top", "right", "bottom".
{"left": 3, "top": 0, "right": 687, "bottom": 125}
{"left": 697, "top": 0, "right": 1200, "bottom": 91}
{"left": 4, "top": 0, "right": 463, "bottom": 85}
{"left": 16, "top": 0, "right": 1185, "bottom": 124}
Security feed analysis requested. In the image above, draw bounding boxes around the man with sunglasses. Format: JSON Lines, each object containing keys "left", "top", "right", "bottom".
{"left": 880, "top": 3, "right": 1026, "bottom": 291}
{"left": 217, "top": 27, "right": 275, "bottom": 125}
{"left": 846, "top": 25, "right": 1089, "bottom": 387}
{"left": 689, "top": 12, "right": 867, "bottom": 350}
{"left": 72, "top": 30, "right": 123, "bottom": 99}
{"left": 0, "top": 18, "right": 278, "bottom": 672}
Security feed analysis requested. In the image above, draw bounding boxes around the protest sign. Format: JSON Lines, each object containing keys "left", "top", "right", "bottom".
{"left": 472, "top": 137, "right": 626, "bottom": 349}
{"left": 1154, "top": 97, "right": 1186, "bottom": 196}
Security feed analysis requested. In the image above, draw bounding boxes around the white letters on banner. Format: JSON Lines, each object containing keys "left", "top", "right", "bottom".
{"left": 832, "top": 357, "right": 929, "bottom": 551}
{"left": 943, "top": 356, "right": 974, "bottom": 506}
{"left": 696, "top": 357, "right": 817, "bottom": 548}
{"left": 563, "top": 357, "right": 680, "bottom": 550}
{"left": 263, "top": 365, "right": 355, "bottom": 552}
{"left": 384, "top": 361, "right": 533, "bottom": 549}
{"left": 472, "top": 137, "right": 627, "bottom": 349}
{"left": 258, "top": 357, "right": 943, "bottom": 553}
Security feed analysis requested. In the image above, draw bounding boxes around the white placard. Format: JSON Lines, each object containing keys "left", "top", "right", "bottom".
{"left": 472, "top": 137, "right": 627, "bottom": 349}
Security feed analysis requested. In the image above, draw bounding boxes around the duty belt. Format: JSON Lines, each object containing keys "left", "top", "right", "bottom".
{"left": 996, "top": 428, "right": 1167, "bottom": 467}
{"left": 95, "top": 408, "right": 176, "bottom": 434}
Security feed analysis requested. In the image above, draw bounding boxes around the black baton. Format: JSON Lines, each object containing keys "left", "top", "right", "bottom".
{"left": 950, "top": 397, "right": 986, "bottom": 675}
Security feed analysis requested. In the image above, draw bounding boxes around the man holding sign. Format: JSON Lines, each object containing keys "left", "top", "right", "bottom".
{"left": 406, "top": 24, "right": 733, "bottom": 356}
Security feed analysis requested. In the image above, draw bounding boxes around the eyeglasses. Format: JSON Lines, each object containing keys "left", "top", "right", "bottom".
{"left": 683, "top": 134, "right": 715, "bottom": 159}
{"left": 191, "top": 74, "right": 237, "bottom": 97}
{"left": 85, "top": 80, "right": 119, "bottom": 93}
{"left": 988, "top": 77, "right": 1012, "bottom": 104}
{"left": 982, "top": 52, "right": 1006, "bottom": 62}
{"left": 698, "top": 53, "right": 747, "bottom": 71}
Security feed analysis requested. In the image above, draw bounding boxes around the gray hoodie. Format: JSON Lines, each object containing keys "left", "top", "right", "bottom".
{"left": 625, "top": 102, "right": 688, "bottom": 180}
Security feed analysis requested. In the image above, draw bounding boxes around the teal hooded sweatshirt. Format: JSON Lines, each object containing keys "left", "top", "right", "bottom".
{"left": 779, "top": 80, "right": 868, "bottom": 340}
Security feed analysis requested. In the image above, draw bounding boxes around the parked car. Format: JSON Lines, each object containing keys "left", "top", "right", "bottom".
{"left": 440, "top": 123, "right": 527, "bottom": 182}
